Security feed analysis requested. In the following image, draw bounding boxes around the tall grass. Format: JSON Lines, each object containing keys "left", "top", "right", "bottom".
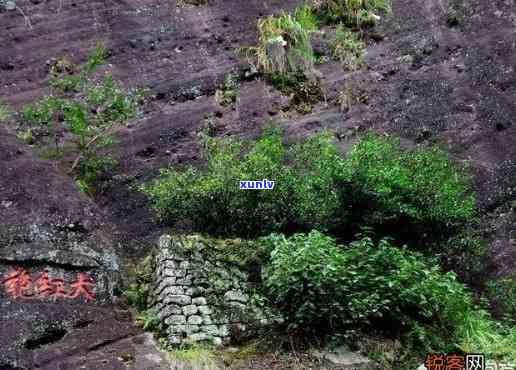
{"left": 239, "top": 7, "right": 318, "bottom": 75}
{"left": 458, "top": 310, "right": 516, "bottom": 361}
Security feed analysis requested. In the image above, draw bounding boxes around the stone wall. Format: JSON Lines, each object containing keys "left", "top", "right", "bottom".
{"left": 149, "top": 234, "right": 277, "bottom": 346}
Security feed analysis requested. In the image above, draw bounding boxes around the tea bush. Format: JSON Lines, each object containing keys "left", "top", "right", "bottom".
{"left": 343, "top": 133, "right": 476, "bottom": 228}
{"left": 143, "top": 129, "right": 475, "bottom": 239}
{"left": 261, "top": 231, "right": 469, "bottom": 334}
{"left": 20, "top": 43, "right": 142, "bottom": 194}
{"left": 141, "top": 127, "right": 345, "bottom": 236}
{"left": 261, "top": 231, "right": 516, "bottom": 360}
{"left": 486, "top": 277, "right": 516, "bottom": 324}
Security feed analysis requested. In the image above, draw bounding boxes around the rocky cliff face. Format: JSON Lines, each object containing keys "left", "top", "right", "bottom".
{"left": 1, "top": 0, "right": 515, "bottom": 368}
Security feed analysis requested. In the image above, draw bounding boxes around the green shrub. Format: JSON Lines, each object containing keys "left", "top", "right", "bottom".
{"left": 343, "top": 133, "right": 476, "bottom": 227}
{"left": 312, "top": 0, "right": 391, "bottom": 27}
{"left": 50, "top": 74, "right": 83, "bottom": 93}
{"left": 141, "top": 127, "right": 345, "bottom": 236}
{"left": 136, "top": 309, "right": 161, "bottom": 331}
{"left": 331, "top": 24, "right": 365, "bottom": 70}
{"left": 143, "top": 129, "right": 476, "bottom": 238}
{"left": 22, "top": 96, "right": 64, "bottom": 125}
{"left": 438, "top": 233, "right": 488, "bottom": 285}
{"left": 486, "top": 277, "right": 516, "bottom": 324}
{"left": 215, "top": 72, "right": 240, "bottom": 106}
{"left": 124, "top": 283, "right": 150, "bottom": 312}
{"left": 261, "top": 231, "right": 516, "bottom": 360}
{"left": 262, "top": 231, "right": 467, "bottom": 333}
{"left": 19, "top": 44, "right": 139, "bottom": 193}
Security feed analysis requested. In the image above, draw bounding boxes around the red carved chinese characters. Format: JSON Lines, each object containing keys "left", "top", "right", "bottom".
{"left": 2, "top": 267, "right": 95, "bottom": 301}
{"left": 34, "top": 270, "right": 54, "bottom": 297}
{"left": 68, "top": 273, "right": 96, "bottom": 301}
{"left": 51, "top": 278, "right": 68, "bottom": 299}
{"left": 2, "top": 267, "right": 33, "bottom": 298}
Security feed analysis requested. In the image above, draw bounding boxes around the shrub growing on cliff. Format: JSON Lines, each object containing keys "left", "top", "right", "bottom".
{"left": 238, "top": 5, "right": 320, "bottom": 112}
{"left": 486, "top": 277, "right": 516, "bottom": 324}
{"left": 262, "top": 231, "right": 467, "bottom": 334}
{"left": 261, "top": 231, "right": 516, "bottom": 360}
{"left": 331, "top": 24, "right": 365, "bottom": 70}
{"left": 141, "top": 127, "right": 346, "bottom": 236}
{"left": 20, "top": 43, "right": 142, "bottom": 194}
{"left": 143, "top": 129, "right": 475, "bottom": 239}
{"left": 343, "top": 133, "right": 476, "bottom": 228}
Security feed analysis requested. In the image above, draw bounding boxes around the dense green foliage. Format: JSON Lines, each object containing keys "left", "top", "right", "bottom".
{"left": 261, "top": 231, "right": 516, "bottom": 361}
{"left": 142, "top": 127, "right": 345, "bottom": 236}
{"left": 20, "top": 44, "right": 142, "bottom": 194}
{"left": 143, "top": 128, "right": 475, "bottom": 239}
{"left": 262, "top": 231, "right": 468, "bottom": 333}
{"left": 486, "top": 277, "right": 516, "bottom": 324}
{"left": 343, "top": 133, "right": 476, "bottom": 227}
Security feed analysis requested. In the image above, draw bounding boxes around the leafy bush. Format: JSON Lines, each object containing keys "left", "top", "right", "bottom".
{"left": 486, "top": 277, "right": 516, "bottom": 324}
{"left": 261, "top": 231, "right": 516, "bottom": 360}
{"left": 438, "top": 233, "right": 488, "bottom": 285}
{"left": 143, "top": 129, "right": 476, "bottom": 239}
{"left": 141, "top": 127, "right": 345, "bottom": 236}
{"left": 262, "top": 231, "right": 467, "bottom": 333}
{"left": 22, "top": 96, "right": 64, "bottom": 126}
{"left": 215, "top": 72, "right": 240, "bottom": 106}
{"left": 142, "top": 129, "right": 475, "bottom": 240}
{"left": 343, "top": 133, "right": 476, "bottom": 227}
{"left": 136, "top": 309, "right": 161, "bottom": 331}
